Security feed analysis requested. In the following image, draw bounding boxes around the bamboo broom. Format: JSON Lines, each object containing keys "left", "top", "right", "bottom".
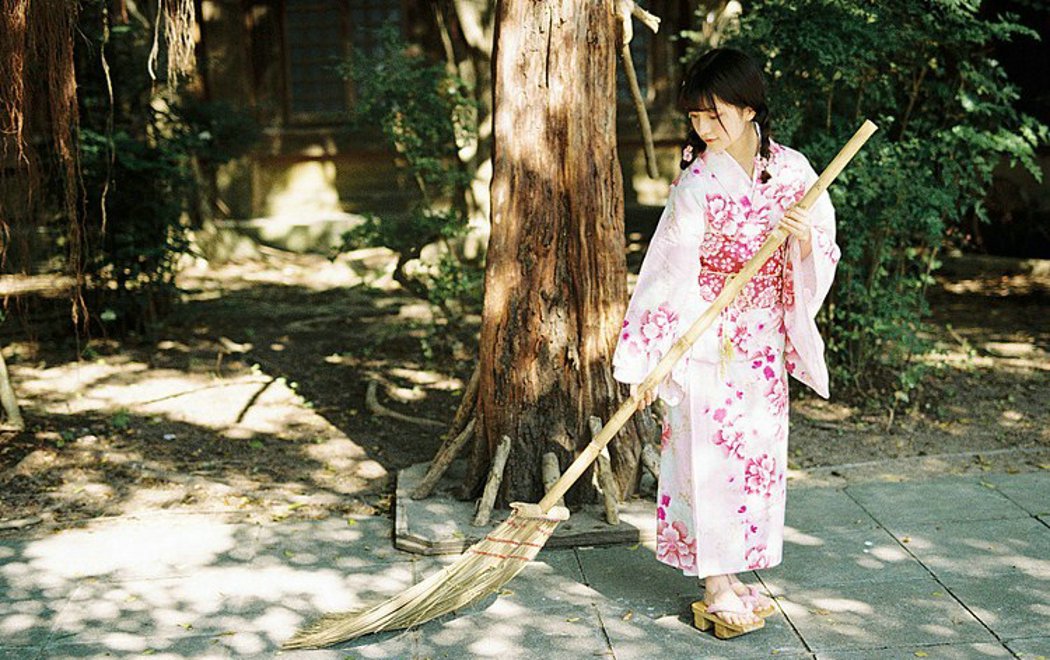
{"left": 283, "top": 119, "right": 878, "bottom": 650}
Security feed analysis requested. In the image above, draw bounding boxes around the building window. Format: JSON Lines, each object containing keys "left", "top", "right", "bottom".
{"left": 283, "top": 0, "right": 402, "bottom": 124}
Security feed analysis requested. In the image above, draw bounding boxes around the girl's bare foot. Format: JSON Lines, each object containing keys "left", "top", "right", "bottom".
{"left": 727, "top": 573, "right": 774, "bottom": 611}
{"left": 702, "top": 574, "right": 763, "bottom": 627}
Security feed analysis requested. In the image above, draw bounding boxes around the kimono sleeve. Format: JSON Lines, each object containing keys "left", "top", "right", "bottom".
{"left": 783, "top": 155, "right": 842, "bottom": 398}
{"left": 790, "top": 159, "right": 841, "bottom": 317}
{"left": 611, "top": 183, "right": 707, "bottom": 406}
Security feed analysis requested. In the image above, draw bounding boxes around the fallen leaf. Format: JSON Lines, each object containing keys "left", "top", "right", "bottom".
{"left": 914, "top": 652, "right": 928, "bottom": 657}
{"left": 622, "top": 610, "right": 633, "bottom": 621}
{"left": 565, "top": 616, "right": 581, "bottom": 623}
{"left": 811, "top": 608, "right": 831, "bottom": 616}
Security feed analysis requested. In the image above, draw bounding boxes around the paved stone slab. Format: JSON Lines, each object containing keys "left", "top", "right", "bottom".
{"left": 291, "top": 629, "right": 421, "bottom": 660}
{"left": 935, "top": 569, "right": 1050, "bottom": 640}
{"left": 885, "top": 517, "right": 1050, "bottom": 579}
{"left": 575, "top": 544, "right": 702, "bottom": 616}
{"left": 46, "top": 561, "right": 415, "bottom": 654}
{"left": 785, "top": 486, "right": 880, "bottom": 534}
{"left": 43, "top": 633, "right": 234, "bottom": 658}
{"left": 777, "top": 576, "right": 996, "bottom": 652}
{"left": 1, "top": 538, "right": 81, "bottom": 649}
{"left": 814, "top": 641, "right": 1012, "bottom": 659}
{"left": 596, "top": 599, "right": 809, "bottom": 660}
{"left": 1005, "top": 635, "right": 1050, "bottom": 658}
{"left": 6, "top": 513, "right": 258, "bottom": 584}
{"left": 4, "top": 470, "right": 1047, "bottom": 659}
{"left": 845, "top": 478, "right": 1030, "bottom": 527}
{"left": 983, "top": 472, "right": 1050, "bottom": 517}
{"left": 416, "top": 596, "right": 611, "bottom": 660}
{"left": 577, "top": 544, "right": 809, "bottom": 656}
{"left": 251, "top": 515, "right": 412, "bottom": 571}
{"left": 0, "top": 539, "right": 84, "bottom": 601}
{"left": 0, "top": 597, "right": 65, "bottom": 648}
{"left": 760, "top": 525, "right": 928, "bottom": 596}
{"left": 413, "top": 548, "right": 595, "bottom": 614}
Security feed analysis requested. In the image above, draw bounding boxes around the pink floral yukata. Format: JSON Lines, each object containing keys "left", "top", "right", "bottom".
{"left": 612, "top": 128, "right": 841, "bottom": 578}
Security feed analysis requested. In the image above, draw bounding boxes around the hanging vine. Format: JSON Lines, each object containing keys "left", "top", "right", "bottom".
{"left": 0, "top": 0, "right": 199, "bottom": 312}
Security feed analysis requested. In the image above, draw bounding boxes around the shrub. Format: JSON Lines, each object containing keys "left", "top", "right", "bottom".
{"left": 335, "top": 27, "right": 483, "bottom": 323}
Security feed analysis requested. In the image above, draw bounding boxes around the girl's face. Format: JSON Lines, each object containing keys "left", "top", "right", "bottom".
{"left": 688, "top": 96, "right": 756, "bottom": 153}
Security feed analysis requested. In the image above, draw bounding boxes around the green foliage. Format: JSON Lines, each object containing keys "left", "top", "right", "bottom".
{"left": 75, "top": 3, "right": 259, "bottom": 334}
{"left": 334, "top": 27, "right": 482, "bottom": 321}
{"left": 689, "top": 0, "right": 1047, "bottom": 401}
{"left": 110, "top": 408, "right": 131, "bottom": 430}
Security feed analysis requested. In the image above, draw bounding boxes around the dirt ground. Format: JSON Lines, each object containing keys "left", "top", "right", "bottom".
{"left": 1, "top": 248, "right": 1047, "bottom": 536}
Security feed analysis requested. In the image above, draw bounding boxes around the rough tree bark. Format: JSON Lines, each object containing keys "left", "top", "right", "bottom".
{"left": 464, "top": 0, "right": 652, "bottom": 507}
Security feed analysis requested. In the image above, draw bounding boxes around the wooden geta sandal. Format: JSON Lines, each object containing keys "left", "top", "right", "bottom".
{"left": 691, "top": 599, "right": 765, "bottom": 639}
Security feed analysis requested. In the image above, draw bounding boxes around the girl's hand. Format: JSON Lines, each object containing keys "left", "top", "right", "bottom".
{"left": 630, "top": 383, "right": 657, "bottom": 410}
{"left": 778, "top": 204, "right": 813, "bottom": 258}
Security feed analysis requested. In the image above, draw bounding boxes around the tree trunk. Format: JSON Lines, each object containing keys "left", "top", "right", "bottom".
{"left": 467, "top": 0, "right": 648, "bottom": 507}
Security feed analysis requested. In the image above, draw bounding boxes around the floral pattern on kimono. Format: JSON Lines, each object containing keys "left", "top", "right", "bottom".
{"left": 615, "top": 127, "right": 840, "bottom": 578}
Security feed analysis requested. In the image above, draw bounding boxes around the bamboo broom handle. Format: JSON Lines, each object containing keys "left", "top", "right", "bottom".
{"left": 537, "top": 120, "right": 878, "bottom": 513}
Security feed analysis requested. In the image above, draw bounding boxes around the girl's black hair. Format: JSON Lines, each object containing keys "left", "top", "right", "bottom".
{"left": 677, "top": 48, "right": 771, "bottom": 183}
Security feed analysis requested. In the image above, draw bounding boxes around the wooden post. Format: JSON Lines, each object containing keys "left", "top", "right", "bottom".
{"left": 640, "top": 442, "right": 660, "bottom": 480}
{"left": 412, "top": 419, "right": 476, "bottom": 500}
{"left": 472, "top": 435, "right": 512, "bottom": 526}
{"left": 589, "top": 416, "right": 620, "bottom": 525}
{"left": 541, "top": 452, "right": 565, "bottom": 508}
{"left": 446, "top": 365, "right": 480, "bottom": 439}
{"left": 0, "top": 348, "right": 24, "bottom": 431}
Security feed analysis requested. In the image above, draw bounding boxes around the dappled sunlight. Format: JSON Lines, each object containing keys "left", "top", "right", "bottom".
{"left": 181, "top": 245, "right": 399, "bottom": 293}
{"left": 764, "top": 526, "right": 923, "bottom": 592}
{"left": 631, "top": 170, "right": 673, "bottom": 206}
{"left": 0, "top": 514, "right": 418, "bottom": 655}
{"left": 773, "top": 580, "right": 989, "bottom": 649}
{"left": 386, "top": 367, "right": 463, "bottom": 391}
{"left": 782, "top": 527, "right": 826, "bottom": 547}
{"left": 20, "top": 515, "right": 242, "bottom": 582}
{"left": 894, "top": 524, "right": 1050, "bottom": 580}
{"left": 263, "top": 161, "right": 341, "bottom": 218}
{"left": 5, "top": 339, "right": 392, "bottom": 524}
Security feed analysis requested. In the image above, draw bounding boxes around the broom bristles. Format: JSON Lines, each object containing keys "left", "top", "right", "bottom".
{"left": 283, "top": 505, "right": 568, "bottom": 650}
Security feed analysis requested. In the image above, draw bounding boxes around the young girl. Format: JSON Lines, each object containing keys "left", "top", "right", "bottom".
{"left": 612, "top": 48, "right": 840, "bottom": 636}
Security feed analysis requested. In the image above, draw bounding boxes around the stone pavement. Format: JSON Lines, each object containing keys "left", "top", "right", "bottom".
{"left": 2, "top": 470, "right": 1049, "bottom": 659}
